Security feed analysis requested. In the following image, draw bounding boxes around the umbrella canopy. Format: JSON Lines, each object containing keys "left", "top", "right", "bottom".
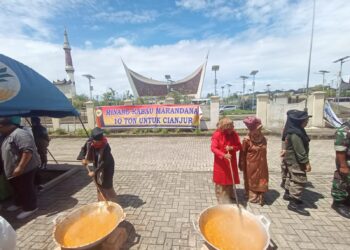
{"left": 0, "top": 54, "right": 79, "bottom": 118}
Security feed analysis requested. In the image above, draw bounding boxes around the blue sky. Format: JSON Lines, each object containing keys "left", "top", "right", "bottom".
{"left": 1, "top": 0, "right": 350, "bottom": 98}
{"left": 19, "top": 0, "right": 251, "bottom": 47}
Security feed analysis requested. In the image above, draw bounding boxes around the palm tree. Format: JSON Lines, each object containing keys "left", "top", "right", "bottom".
{"left": 0, "top": 67, "right": 13, "bottom": 82}
{"left": 0, "top": 67, "right": 16, "bottom": 101}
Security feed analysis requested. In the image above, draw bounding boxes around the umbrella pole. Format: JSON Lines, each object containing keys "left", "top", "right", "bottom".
{"left": 78, "top": 115, "right": 90, "bottom": 138}
{"left": 47, "top": 150, "right": 59, "bottom": 165}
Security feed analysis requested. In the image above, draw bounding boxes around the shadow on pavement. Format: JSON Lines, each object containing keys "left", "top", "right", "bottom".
{"left": 304, "top": 181, "right": 315, "bottom": 188}
{"left": 302, "top": 187, "right": 325, "bottom": 209}
{"left": 236, "top": 188, "right": 248, "bottom": 207}
{"left": 235, "top": 189, "right": 280, "bottom": 207}
{"left": 264, "top": 189, "right": 281, "bottom": 206}
{"left": 268, "top": 239, "right": 278, "bottom": 249}
{"left": 88, "top": 220, "right": 140, "bottom": 250}
{"left": 116, "top": 194, "right": 146, "bottom": 209}
{"left": 1, "top": 167, "right": 90, "bottom": 230}
{"left": 203, "top": 238, "right": 278, "bottom": 250}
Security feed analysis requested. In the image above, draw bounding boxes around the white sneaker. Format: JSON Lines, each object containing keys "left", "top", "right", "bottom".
{"left": 16, "top": 208, "right": 38, "bottom": 219}
{"left": 7, "top": 205, "right": 21, "bottom": 212}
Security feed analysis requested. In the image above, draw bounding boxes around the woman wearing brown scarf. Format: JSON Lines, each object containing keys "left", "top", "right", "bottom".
{"left": 239, "top": 116, "right": 269, "bottom": 206}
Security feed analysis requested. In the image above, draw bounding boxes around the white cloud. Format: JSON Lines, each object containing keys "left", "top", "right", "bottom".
{"left": 0, "top": 0, "right": 95, "bottom": 39}
{"left": 208, "top": 6, "right": 239, "bottom": 20}
{"left": 90, "top": 25, "right": 101, "bottom": 31}
{"left": 176, "top": 0, "right": 240, "bottom": 20}
{"left": 94, "top": 10, "right": 157, "bottom": 24}
{"left": 176, "top": 0, "right": 289, "bottom": 23}
{"left": 106, "top": 37, "right": 131, "bottom": 47}
{"left": 242, "top": 0, "right": 289, "bottom": 25}
{"left": 84, "top": 40, "right": 93, "bottom": 49}
{"left": 1, "top": 0, "right": 350, "bottom": 99}
{"left": 141, "top": 23, "right": 197, "bottom": 39}
{"left": 176, "top": 0, "right": 209, "bottom": 10}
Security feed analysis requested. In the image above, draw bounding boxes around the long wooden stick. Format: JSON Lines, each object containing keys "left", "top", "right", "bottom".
{"left": 84, "top": 163, "right": 109, "bottom": 205}
{"left": 228, "top": 157, "right": 240, "bottom": 209}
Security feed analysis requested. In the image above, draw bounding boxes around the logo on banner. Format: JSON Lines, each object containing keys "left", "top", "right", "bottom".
{"left": 0, "top": 63, "right": 21, "bottom": 103}
{"left": 96, "top": 109, "right": 103, "bottom": 117}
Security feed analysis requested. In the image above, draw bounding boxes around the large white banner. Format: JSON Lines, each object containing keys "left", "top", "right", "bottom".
{"left": 324, "top": 101, "right": 343, "bottom": 128}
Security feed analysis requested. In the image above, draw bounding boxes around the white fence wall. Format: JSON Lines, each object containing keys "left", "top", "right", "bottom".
{"left": 257, "top": 92, "right": 326, "bottom": 129}
{"left": 268, "top": 102, "right": 304, "bottom": 128}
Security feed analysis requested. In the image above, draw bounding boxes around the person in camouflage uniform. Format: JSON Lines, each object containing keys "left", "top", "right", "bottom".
{"left": 282, "top": 110, "right": 312, "bottom": 216}
{"left": 31, "top": 117, "right": 50, "bottom": 169}
{"left": 331, "top": 122, "right": 350, "bottom": 219}
{"left": 280, "top": 116, "right": 291, "bottom": 190}
{"left": 281, "top": 111, "right": 302, "bottom": 190}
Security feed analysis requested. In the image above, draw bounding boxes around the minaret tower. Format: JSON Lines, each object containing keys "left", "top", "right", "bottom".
{"left": 63, "top": 29, "right": 76, "bottom": 96}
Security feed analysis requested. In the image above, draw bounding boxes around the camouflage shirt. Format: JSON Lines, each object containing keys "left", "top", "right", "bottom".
{"left": 334, "top": 124, "right": 350, "bottom": 168}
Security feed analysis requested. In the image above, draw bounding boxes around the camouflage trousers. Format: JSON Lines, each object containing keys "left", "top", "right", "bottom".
{"left": 284, "top": 163, "right": 307, "bottom": 200}
{"left": 331, "top": 170, "right": 350, "bottom": 203}
{"left": 215, "top": 184, "right": 235, "bottom": 204}
{"left": 280, "top": 160, "right": 288, "bottom": 189}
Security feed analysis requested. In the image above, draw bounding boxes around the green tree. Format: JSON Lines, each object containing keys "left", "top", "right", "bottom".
{"left": 98, "top": 88, "right": 118, "bottom": 106}
{"left": 72, "top": 94, "right": 89, "bottom": 109}
{"left": 135, "top": 97, "right": 145, "bottom": 104}
{"left": 206, "top": 93, "right": 214, "bottom": 98}
{"left": 121, "top": 90, "right": 133, "bottom": 100}
{"left": 168, "top": 90, "right": 183, "bottom": 104}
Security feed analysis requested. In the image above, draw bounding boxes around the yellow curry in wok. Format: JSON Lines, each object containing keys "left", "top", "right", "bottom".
{"left": 202, "top": 210, "right": 266, "bottom": 250}
{"left": 58, "top": 208, "right": 118, "bottom": 248}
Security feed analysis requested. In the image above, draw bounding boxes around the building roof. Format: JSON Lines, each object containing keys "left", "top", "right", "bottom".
{"left": 340, "top": 78, "right": 350, "bottom": 90}
{"left": 53, "top": 79, "right": 73, "bottom": 85}
{"left": 122, "top": 59, "right": 207, "bottom": 98}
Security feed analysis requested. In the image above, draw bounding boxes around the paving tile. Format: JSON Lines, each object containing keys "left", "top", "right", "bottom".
{"left": 1, "top": 136, "right": 349, "bottom": 249}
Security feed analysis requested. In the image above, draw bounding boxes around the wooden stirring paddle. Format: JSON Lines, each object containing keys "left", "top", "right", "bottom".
{"left": 84, "top": 164, "right": 111, "bottom": 209}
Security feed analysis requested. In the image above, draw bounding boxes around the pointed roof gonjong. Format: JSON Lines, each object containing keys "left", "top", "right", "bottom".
{"left": 122, "top": 58, "right": 207, "bottom": 98}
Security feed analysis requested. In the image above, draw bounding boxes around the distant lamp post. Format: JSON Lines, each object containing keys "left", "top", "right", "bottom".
{"left": 165, "top": 74, "right": 171, "bottom": 81}
{"left": 165, "top": 74, "right": 172, "bottom": 94}
{"left": 82, "top": 74, "right": 95, "bottom": 100}
{"left": 266, "top": 84, "right": 271, "bottom": 97}
{"left": 226, "top": 84, "right": 232, "bottom": 103}
{"left": 221, "top": 86, "right": 225, "bottom": 100}
{"left": 318, "top": 70, "right": 330, "bottom": 91}
{"left": 250, "top": 70, "right": 259, "bottom": 111}
{"left": 304, "top": 0, "right": 316, "bottom": 112}
{"left": 248, "top": 88, "right": 253, "bottom": 110}
{"left": 240, "top": 76, "right": 249, "bottom": 110}
{"left": 236, "top": 91, "right": 242, "bottom": 109}
{"left": 212, "top": 65, "right": 220, "bottom": 96}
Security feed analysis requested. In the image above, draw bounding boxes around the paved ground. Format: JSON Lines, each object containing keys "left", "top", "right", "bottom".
{"left": 1, "top": 136, "right": 350, "bottom": 250}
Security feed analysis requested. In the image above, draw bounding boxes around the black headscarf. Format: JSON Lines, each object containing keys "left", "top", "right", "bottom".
{"left": 282, "top": 110, "right": 310, "bottom": 147}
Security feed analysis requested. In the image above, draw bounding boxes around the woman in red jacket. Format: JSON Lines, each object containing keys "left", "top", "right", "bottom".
{"left": 211, "top": 117, "right": 242, "bottom": 204}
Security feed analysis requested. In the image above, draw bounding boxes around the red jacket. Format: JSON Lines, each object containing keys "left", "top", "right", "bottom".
{"left": 211, "top": 129, "right": 242, "bottom": 185}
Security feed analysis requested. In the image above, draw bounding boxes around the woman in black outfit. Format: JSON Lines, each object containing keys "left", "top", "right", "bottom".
{"left": 78, "top": 127, "right": 117, "bottom": 202}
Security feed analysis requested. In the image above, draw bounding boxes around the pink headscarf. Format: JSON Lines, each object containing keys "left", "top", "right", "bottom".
{"left": 243, "top": 116, "right": 262, "bottom": 131}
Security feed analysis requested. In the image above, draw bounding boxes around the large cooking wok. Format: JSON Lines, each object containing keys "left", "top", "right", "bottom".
{"left": 53, "top": 202, "right": 125, "bottom": 250}
{"left": 196, "top": 204, "right": 270, "bottom": 250}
